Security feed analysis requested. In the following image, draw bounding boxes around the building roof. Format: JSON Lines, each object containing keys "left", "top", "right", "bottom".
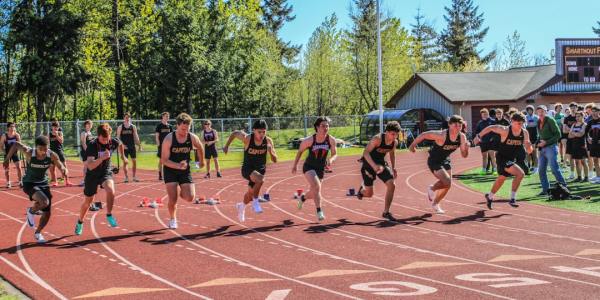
{"left": 386, "top": 64, "right": 561, "bottom": 107}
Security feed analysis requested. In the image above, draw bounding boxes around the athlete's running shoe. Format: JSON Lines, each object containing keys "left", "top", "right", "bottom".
{"left": 75, "top": 222, "right": 83, "bottom": 235}
{"left": 168, "top": 219, "right": 178, "bottom": 229}
{"left": 485, "top": 193, "right": 493, "bottom": 210}
{"left": 26, "top": 208, "right": 35, "bottom": 228}
{"left": 236, "top": 202, "right": 246, "bottom": 222}
{"left": 317, "top": 210, "right": 325, "bottom": 221}
{"left": 106, "top": 215, "right": 118, "bottom": 227}
{"left": 34, "top": 233, "right": 47, "bottom": 244}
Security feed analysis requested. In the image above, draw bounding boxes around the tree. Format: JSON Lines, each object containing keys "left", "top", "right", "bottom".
{"left": 411, "top": 7, "right": 440, "bottom": 72}
{"left": 491, "top": 30, "right": 530, "bottom": 71}
{"left": 439, "top": 0, "right": 495, "bottom": 70}
{"left": 261, "top": 0, "right": 300, "bottom": 63}
{"left": 594, "top": 21, "right": 600, "bottom": 36}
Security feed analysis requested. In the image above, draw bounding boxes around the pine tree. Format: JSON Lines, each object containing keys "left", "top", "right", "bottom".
{"left": 410, "top": 8, "right": 440, "bottom": 72}
{"left": 594, "top": 21, "right": 600, "bottom": 36}
{"left": 261, "top": 0, "right": 300, "bottom": 63}
{"left": 439, "top": 0, "right": 495, "bottom": 70}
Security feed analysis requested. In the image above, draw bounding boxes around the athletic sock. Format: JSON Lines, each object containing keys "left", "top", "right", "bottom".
{"left": 510, "top": 191, "right": 517, "bottom": 200}
{"left": 107, "top": 214, "right": 112, "bottom": 217}
{"left": 316, "top": 207, "right": 322, "bottom": 213}
{"left": 77, "top": 220, "right": 83, "bottom": 224}
{"left": 489, "top": 193, "right": 495, "bottom": 199}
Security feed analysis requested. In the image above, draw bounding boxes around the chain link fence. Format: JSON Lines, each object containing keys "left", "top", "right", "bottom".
{"left": 1, "top": 115, "right": 364, "bottom": 157}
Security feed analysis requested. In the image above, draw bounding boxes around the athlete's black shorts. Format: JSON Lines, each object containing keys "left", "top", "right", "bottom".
{"left": 205, "top": 145, "right": 218, "bottom": 159}
{"left": 84, "top": 172, "right": 113, "bottom": 197}
{"left": 3, "top": 154, "right": 20, "bottom": 162}
{"left": 590, "top": 145, "right": 600, "bottom": 158}
{"left": 51, "top": 149, "right": 65, "bottom": 162}
{"left": 163, "top": 167, "right": 193, "bottom": 185}
{"left": 80, "top": 149, "right": 87, "bottom": 162}
{"left": 566, "top": 139, "right": 574, "bottom": 155}
{"left": 571, "top": 144, "right": 588, "bottom": 160}
{"left": 303, "top": 164, "right": 325, "bottom": 180}
{"left": 360, "top": 163, "right": 393, "bottom": 187}
{"left": 242, "top": 166, "right": 266, "bottom": 187}
{"left": 479, "top": 142, "right": 493, "bottom": 152}
{"left": 561, "top": 133, "right": 568, "bottom": 141}
{"left": 22, "top": 182, "right": 52, "bottom": 212}
{"left": 124, "top": 145, "right": 136, "bottom": 159}
{"left": 427, "top": 157, "right": 451, "bottom": 173}
{"left": 496, "top": 155, "right": 517, "bottom": 177}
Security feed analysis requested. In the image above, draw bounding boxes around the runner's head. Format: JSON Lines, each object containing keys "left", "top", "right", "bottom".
{"left": 575, "top": 111, "right": 584, "bottom": 122}
{"left": 384, "top": 121, "right": 401, "bottom": 140}
{"left": 203, "top": 120, "right": 212, "bottom": 130}
{"left": 6, "top": 122, "right": 16, "bottom": 134}
{"left": 480, "top": 108, "right": 489, "bottom": 120}
{"left": 175, "top": 113, "right": 192, "bottom": 134}
{"left": 313, "top": 116, "right": 331, "bottom": 134}
{"left": 124, "top": 112, "right": 131, "bottom": 124}
{"left": 83, "top": 120, "right": 93, "bottom": 131}
{"left": 161, "top": 112, "right": 170, "bottom": 123}
{"left": 448, "top": 115, "right": 464, "bottom": 133}
{"left": 510, "top": 112, "right": 526, "bottom": 127}
{"left": 51, "top": 121, "right": 59, "bottom": 132}
{"left": 252, "top": 119, "right": 268, "bottom": 140}
{"left": 97, "top": 123, "right": 113, "bottom": 144}
{"left": 34, "top": 135, "right": 49, "bottom": 155}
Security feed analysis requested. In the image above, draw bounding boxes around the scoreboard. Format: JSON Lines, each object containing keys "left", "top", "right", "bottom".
{"left": 564, "top": 46, "right": 600, "bottom": 83}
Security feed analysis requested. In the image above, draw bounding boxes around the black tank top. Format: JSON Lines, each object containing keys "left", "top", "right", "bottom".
{"left": 203, "top": 130, "right": 216, "bottom": 150}
{"left": 120, "top": 123, "right": 135, "bottom": 146}
{"left": 49, "top": 132, "right": 63, "bottom": 151}
{"left": 497, "top": 126, "right": 524, "bottom": 160}
{"left": 304, "top": 134, "right": 331, "bottom": 169}
{"left": 428, "top": 130, "right": 461, "bottom": 162}
{"left": 369, "top": 133, "right": 394, "bottom": 165}
{"left": 81, "top": 131, "right": 94, "bottom": 151}
{"left": 4, "top": 133, "right": 17, "bottom": 152}
{"left": 570, "top": 123, "right": 585, "bottom": 148}
{"left": 243, "top": 133, "right": 267, "bottom": 169}
{"left": 168, "top": 133, "right": 193, "bottom": 170}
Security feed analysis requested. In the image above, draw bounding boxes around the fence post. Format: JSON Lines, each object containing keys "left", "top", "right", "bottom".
{"left": 75, "top": 120, "right": 81, "bottom": 149}
{"left": 303, "top": 115, "right": 307, "bottom": 137}
{"left": 247, "top": 116, "right": 252, "bottom": 133}
{"left": 220, "top": 119, "right": 224, "bottom": 148}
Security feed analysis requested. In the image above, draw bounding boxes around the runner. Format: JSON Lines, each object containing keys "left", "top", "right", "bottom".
{"left": 1, "top": 122, "right": 23, "bottom": 188}
{"left": 155, "top": 112, "right": 173, "bottom": 181}
{"left": 475, "top": 113, "right": 533, "bottom": 209}
{"left": 568, "top": 111, "right": 589, "bottom": 182}
{"left": 355, "top": 121, "right": 400, "bottom": 221}
{"left": 74, "top": 123, "right": 126, "bottom": 235}
{"left": 223, "top": 120, "right": 278, "bottom": 222}
{"left": 48, "top": 121, "right": 71, "bottom": 186}
{"left": 160, "top": 113, "right": 205, "bottom": 229}
{"left": 587, "top": 107, "right": 600, "bottom": 183}
{"left": 292, "top": 117, "right": 338, "bottom": 221}
{"left": 409, "top": 115, "right": 469, "bottom": 214}
{"left": 4, "top": 136, "right": 68, "bottom": 243}
{"left": 117, "top": 113, "right": 142, "bottom": 183}
{"left": 201, "top": 120, "right": 222, "bottom": 179}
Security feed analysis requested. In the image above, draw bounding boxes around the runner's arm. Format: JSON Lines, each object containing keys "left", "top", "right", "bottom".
{"left": 409, "top": 131, "right": 441, "bottom": 152}
{"left": 133, "top": 125, "right": 142, "bottom": 150}
{"left": 223, "top": 130, "right": 248, "bottom": 154}
{"left": 50, "top": 151, "right": 68, "bottom": 178}
{"left": 57, "top": 131, "right": 64, "bottom": 144}
{"left": 523, "top": 129, "right": 534, "bottom": 154}
{"left": 267, "top": 137, "right": 277, "bottom": 163}
{"left": 292, "top": 137, "right": 311, "bottom": 172}
{"left": 389, "top": 140, "right": 397, "bottom": 178}
{"left": 459, "top": 132, "right": 470, "bottom": 158}
{"left": 328, "top": 136, "right": 338, "bottom": 165}
{"left": 191, "top": 133, "right": 205, "bottom": 168}
{"left": 3, "top": 142, "right": 30, "bottom": 167}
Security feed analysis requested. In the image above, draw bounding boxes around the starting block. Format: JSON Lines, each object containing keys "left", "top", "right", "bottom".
{"left": 139, "top": 198, "right": 149, "bottom": 207}
{"left": 263, "top": 193, "right": 270, "bottom": 201}
{"left": 294, "top": 189, "right": 303, "bottom": 199}
{"left": 346, "top": 188, "right": 356, "bottom": 196}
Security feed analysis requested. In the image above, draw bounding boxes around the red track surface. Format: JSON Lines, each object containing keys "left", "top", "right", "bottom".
{"left": 1, "top": 151, "right": 600, "bottom": 299}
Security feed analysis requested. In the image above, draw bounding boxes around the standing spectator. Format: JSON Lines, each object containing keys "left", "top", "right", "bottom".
{"left": 201, "top": 120, "right": 222, "bottom": 179}
{"left": 536, "top": 105, "right": 567, "bottom": 196}
{"left": 568, "top": 111, "right": 588, "bottom": 182}
{"left": 474, "top": 108, "right": 496, "bottom": 175}
{"left": 525, "top": 105, "right": 539, "bottom": 174}
{"left": 586, "top": 106, "right": 600, "bottom": 183}
{"left": 554, "top": 103, "right": 566, "bottom": 163}
{"left": 563, "top": 103, "right": 578, "bottom": 179}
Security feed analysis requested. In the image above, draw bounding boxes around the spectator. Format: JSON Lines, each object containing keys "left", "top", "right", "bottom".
{"left": 474, "top": 108, "right": 497, "bottom": 175}
{"left": 536, "top": 105, "right": 567, "bottom": 196}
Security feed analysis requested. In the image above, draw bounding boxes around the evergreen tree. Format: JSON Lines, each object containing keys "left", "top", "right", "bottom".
{"left": 410, "top": 7, "right": 440, "bottom": 72}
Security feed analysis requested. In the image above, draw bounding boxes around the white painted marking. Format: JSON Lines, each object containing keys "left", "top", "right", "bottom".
{"left": 265, "top": 289, "right": 291, "bottom": 300}
{"left": 455, "top": 273, "right": 549, "bottom": 288}
{"left": 552, "top": 266, "right": 600, "bottom": 278}
{"left": 350, "top": 281, "right": 437, "bottom": 297}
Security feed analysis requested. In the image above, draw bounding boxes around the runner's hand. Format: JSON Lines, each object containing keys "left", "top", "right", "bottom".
{"left": 179, "top": 160, "right": 188, "bottom": 170}
{"left": 2, "top": 160, "right": 8, "bottom": 169}
{"left": 473, "top": 136, "right": 480, "bottom": 145}
{"left": 223, "top": 146, "right": 229, "bottom": 154}
{"left": 292, "top": 166, "right": 297, "bottom": 174}
{"left": 375, "top": 165, "right": 384, "bottom": 174}
{"left": 100, "top": 151, "right": 111, "bottom": 161}
{"left": 408, "top": 144, "right": 416, "bottom": 153}
{"left": 393, "top": 169, "right": 398, "bottom": 179}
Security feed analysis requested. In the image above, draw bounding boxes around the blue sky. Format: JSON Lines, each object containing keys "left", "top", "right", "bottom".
{"left": 280, "top": 0, "right": 600, "bottom": 58}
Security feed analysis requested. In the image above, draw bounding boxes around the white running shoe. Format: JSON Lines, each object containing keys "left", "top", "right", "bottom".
{"left": 432, "top": 203, "right": 445, "bottom": 214}
{"left": 133, "top": 177, "right": 140, "bottom": 182}
{"left": 34, "top": 233, "right": 46, "bottom": 244}
{"left": 26, "top": 208, "right": 35, "bottom": 228}
{"left": 236, "top": 202, "right": 246, "bottom": 222}
{"left": 531, "top": 167, "right": 538, "bottom": 174}
{"left": 195, "top": 162, "right": 201, "bottom": 169}
{"left": 124, "top": 176, "right": 129, "bottom": 183}
{"left": 168, "top": 219, "right": 178, "bottom": 229}
{"left": 252, "top": 198, "right": 263, "bottom": 214}
{"left": 427, "top": 185, "right": 434, "bottom": 202}
{"left": 568, "top": 174, "right": 575, "bottom": 180}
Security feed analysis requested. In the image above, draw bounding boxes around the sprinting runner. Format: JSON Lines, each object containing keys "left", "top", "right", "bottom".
{"left": 79, "top": 120, "right": 94, "bottom": 186}
{"left": 475, "top": 113, "right": 533, "bottom": 209}
{"left": 4, "top": 136, "right": 68, "bottom": 243}
{"left": 1, "top": 122, "right": 23, "bottom": 188}
{"left": 223, "top": 119, "right": 277, "bottom": 222}
{"left": 201, "top": 120, "right": 222, "bottom": 179}
{"left": 160, "top": 113, "right": 204, "bottom": 229}
{"left": 587, "top": 107, "right": 600, "bottom": 183}
{"left": 292, "top": 117, "right": 338, "bottom": 221}
{"left": 74, "top": 123, "right": 126, "bottom": 235}
{"left": 117, "top": 113, "right": 142, "bottom": 182}
{"left": 155, "top": 112, "right": 173, "bottom": 181}
{"left": 409, "top": 115, "right": 469, "bottom": 214}
{"left": 48, "top": 121, "right": 71, "bottom": 186}
{"left": 356, "top": 121, "right": 400, "bottom": 221}
{"left": 568, "top": 111, "right": 589, "bottom": 182}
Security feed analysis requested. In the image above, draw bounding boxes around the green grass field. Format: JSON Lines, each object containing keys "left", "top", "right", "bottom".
{"left": 456, "top": 168, "right": 600, "bottom": 214}
{"left": 0, "top": 281, "right": 19, "bottom": 300}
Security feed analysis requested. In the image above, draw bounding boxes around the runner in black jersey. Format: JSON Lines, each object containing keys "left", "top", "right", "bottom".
{"left": 48, "top": 121, "right": 71, "bottom": 186}
{"left": 79, "top": 120, "right": 95, "bottom": 187}
{"left": 224, "top": 119, "right": 277, "bottom": 222}
{"left": 356, "top": 121, "right": 400, "bottom": 221}
{"left": 563, "top": 102, "right": 578, "bottom": 179}
{"left": 160, "top": 113, "right": 204, "bottom": 229}
{"left": 200, "top": 120, "right": 222, "bottom": 179}
{"left": 292, "top": 117, "right": 338, "bottom": 221}
{"left": 4, "top": 136, "right": 68, "bottom": 243}
{"left": 155, "top": 112, "right": 173, "bottom": 180}
{"left": 1, "top": 122, "right": 23, "bottom": 188}
{"left": 74, "top": 123, "right": 126, "bottom": 236}
{"left": 117, "top": 113, "right": 142, "bottom": 183}
{"left": 568, "top": 111, "right": 589, "bottom": 182}
{"left": 410, "top": 115, "right": 469, "bottom": 214}
{"left": 475, "top": 113, "right": 533, "bottom": 209}
{"left": 587, "top": 107, "right": 600, "bottom": 182}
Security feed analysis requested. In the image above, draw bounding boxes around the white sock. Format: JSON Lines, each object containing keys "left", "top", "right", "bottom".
{"left": 252, "top": 197, "right": 259, "bottom": 202}
{"left": 489, "top": 193, "right": 495, "bottom": 199}
{"left": 511, "top": 191, "right": 517, "bottom": 200}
